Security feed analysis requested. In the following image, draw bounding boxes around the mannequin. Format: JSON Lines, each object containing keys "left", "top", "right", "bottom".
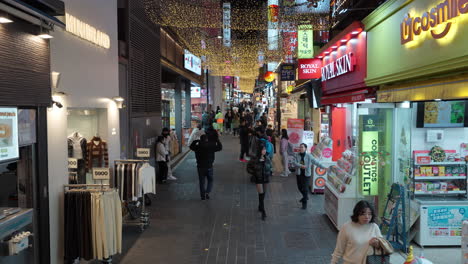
{"left": 67, "top": 132, "right": 87, "bottom": 183}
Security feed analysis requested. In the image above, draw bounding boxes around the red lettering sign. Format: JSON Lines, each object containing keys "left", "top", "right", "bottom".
{"left": 298, "top": 58, "right": 322, "bottom": 80}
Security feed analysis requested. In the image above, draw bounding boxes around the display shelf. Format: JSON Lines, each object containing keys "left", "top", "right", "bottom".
{"left": 415, "top": 190, "right": 466, "bottom": 195}
{"left": 414, "top": 176, "right": 466, "bottom": 180}
{"left": 414, "top": 161, "right": 466, "bottom": 166}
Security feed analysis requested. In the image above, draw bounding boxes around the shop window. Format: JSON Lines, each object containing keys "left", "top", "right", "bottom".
{"left": 67, "top": 108, "right": 109, "bottom": 184}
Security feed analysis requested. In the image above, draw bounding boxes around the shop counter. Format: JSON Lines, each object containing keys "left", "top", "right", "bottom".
{"left": 324, "top": 182, "right": 357, "bottom": 230}
{"left": 414, "top": 197, "right": 468, "bottom": 246}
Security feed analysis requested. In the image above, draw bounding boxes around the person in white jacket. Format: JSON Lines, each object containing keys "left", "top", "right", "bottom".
{"left": 156, "top": 136, "right": 168, "bottom": 183}
{"left": 331, "top": 200, "right": 383, "bottom": 264}
{"left": 188, "top": 124, "right": 204, "bottom": 146}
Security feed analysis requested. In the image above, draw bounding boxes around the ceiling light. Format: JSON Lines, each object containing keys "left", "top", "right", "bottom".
{"left": 217, "top": 35, "right": 222, "bottom": 39}
{"left": 331, "top": 46, "right": 337, "bottom": 49}
{"left": 112, "top": 96, "right": 125, "bottom": 102}
{"left": 318, "top": 56, "right": 323, "bottom": 59}
{"left": 351, "top": 31, "right": 360, "bottom": 35}
{"left": 341, "top": 39, "right": 347, "bottom": 43}
{"left": 324, "top": 51, "right": 330, "bottom": 54}
{"left": 0, "top": 17, "right": 13, "bottom": 23}
{"left": 434, "top": 98, "right": 442, "bottom": 101}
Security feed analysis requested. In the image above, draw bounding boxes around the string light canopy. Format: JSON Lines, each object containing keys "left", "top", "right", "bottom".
{"left": 144, "top": 0, "right": 330, "bottom": 92}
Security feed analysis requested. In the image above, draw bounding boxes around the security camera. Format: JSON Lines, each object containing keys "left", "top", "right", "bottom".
{"left": 53, "top": 100, "right": 63, "bottom": 108}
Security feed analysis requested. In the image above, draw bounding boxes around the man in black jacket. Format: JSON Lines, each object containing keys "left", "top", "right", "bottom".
{"left": 238, "top": 119, "right": 250, "bottom": 162}
{"left": 190, "top": 130, "right": 223, "bottom": 200}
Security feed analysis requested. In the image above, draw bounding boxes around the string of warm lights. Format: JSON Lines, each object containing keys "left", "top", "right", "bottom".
{"left": 144, "top": 0, "right": 330, "bottom": 92}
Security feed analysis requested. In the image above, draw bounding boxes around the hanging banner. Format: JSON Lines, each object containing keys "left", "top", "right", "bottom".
{"left": 298, "top": 24, "right": 314, "bottom": 58}
{"left": 0, "top": 107, "right": 19, "bottom": 163}
{"left": 280, "top": 64, "right": 296, "bottom": 81}
{"left": 223, "top": 3, "right": 231, "bottom": 47}
{"left": 298, "top": 58, "right": 322, "bottom": 79}
{"left": 268, "top": 0, "right": 279, "bottom": 50}
{"left": 287, "top": 118, "right": 304, "bottom": 152}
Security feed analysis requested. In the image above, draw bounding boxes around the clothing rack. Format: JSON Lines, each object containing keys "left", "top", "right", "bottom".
{"left": 114, "top": 159, "right": 151, "bottom": 232}
{"left": 63, "top": 183, "right": 119, "bottom": 264}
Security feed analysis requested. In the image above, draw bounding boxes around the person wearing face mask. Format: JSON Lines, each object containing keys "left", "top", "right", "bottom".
{"left": 293, "top": 143, "right": 327, "bottom": 209}
{"left": 331, "top": 200, "right": 383, "bottom": 264}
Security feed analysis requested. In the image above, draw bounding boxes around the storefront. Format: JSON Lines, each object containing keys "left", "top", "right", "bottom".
{"left": 364, "top": 0, "right": 468, "bottom": 246}
{"left": 0, "top": 2, "right": 64, "bottom": 262}
{"left": 47, "top": 0, "right": 120, "bottom": 262}
{"left": 313, "top": 21, "right": 379, "bottom": 229}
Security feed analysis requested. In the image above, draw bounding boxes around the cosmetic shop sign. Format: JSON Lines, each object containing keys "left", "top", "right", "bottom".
{"left": 0, "top": 107, "right": 19, "bottom": 163}
{"left": 298, "top": 59, "right": 322, "bottom": 80}
{"left": 321, "top": 52, "right": 356, "bottom": 82}
{"left": 361, "top": 115, "right": 379, "bottom": 196}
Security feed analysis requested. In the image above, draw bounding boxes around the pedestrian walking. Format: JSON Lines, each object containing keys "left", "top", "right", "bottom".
{"left": 247, "top": 143, "right": 272, "bottom": 221}
{"left": 190, "top": 131, "right": 223, "bottom": 200}
{"left": 279, "top": 129, "right": 292, "bottom": 177}
{"left": 265, "top": 124, "right": 276, "bottom": 153}
{"left": 293, "top": 143, "right": 327, "bottom": 209}
{"left": 215, "top": 110, "right": 224, "bottom": 134}
{"left": 162, "top": 127, "right": 177, "bottom": 181}
{"left": 156, "top": 136, "right": 168, "bottom": 183}
{"left": 260, "top": 112, "right": 268, "bottom": 128}
{"left": 331, "top": 200, "right": 383, "bottom": 264}
{"left": 225, "top": 109, "right": 233, "bottom": 134}
{"left": 239, "top": 119, "right": 250, "bottom": 162}
{"left": 232, "top": 112, "right": 240, "bottom": 136}
{"left": 201, "top": 111, "right": 210, "bottom": 130}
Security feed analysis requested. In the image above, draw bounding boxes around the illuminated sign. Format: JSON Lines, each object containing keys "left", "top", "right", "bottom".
{"left": 321, "top": 52, "right": 355, "bottom": 81}
{"left": 361, "top": 131, "right": 379, "bottom": 196}
{"left": 280, "top": 64, "right": 296, "bottom": 81}
{"left": 298, "top": 58, "right": 322, "bottom": 79}
{"left": 191, "top": 87, "right": 201, "bottom": 98}
{"left": 400, "top": 0, "right": 468, "bottom": 45}
{"left": 298, "top": 24, "right": 314, "bottom": 58}
{"left": 0, "top": 107, "right": 19, "bottom": 163}
{"left": 268, "top": 0, "right": 279, "bottom": 50}
{"left": 65, "top": 13, "right": 110, "bottom": 49}
{"left": 223, "top": 3, "right": 231, "bottom": 47}
{"left": 184, "top": 50, "right": 202, "bottom": 75}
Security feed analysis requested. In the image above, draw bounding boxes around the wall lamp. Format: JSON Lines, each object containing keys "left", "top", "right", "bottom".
{"left": 0, "top": 12, "right": 13, "bottom": 23}
{"left": 112, "top": 96, "right": 125, "bottom": 109}
{"left": 37, "top": 20, "right": 53, "bottom": 39}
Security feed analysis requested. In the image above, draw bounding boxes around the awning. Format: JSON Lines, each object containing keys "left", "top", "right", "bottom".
{"left": 377, "top": 75, "right": 468, "bottom": 102}
{"left": 321, "top": 88, "right": 374, "bottom": 105}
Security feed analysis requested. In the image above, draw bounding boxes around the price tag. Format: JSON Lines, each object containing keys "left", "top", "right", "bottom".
{"left": 136, "top": 148, "right": 150, "bottom": 158}
{"left": 92, "top": 168, "right": 110, "bottom": 180}
{"left": 68, "top": 158, "right": 78, "bottom": 169}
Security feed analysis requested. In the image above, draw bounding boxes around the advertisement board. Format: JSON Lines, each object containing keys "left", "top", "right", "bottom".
{"left": 191, "top": 87, "right": 201, "bottom": 98}
{"left": 280, "top": 64, "right": 295, "bottom": 81}
{"left": 184, "top": 50, "right": 202, "bottom": 75}
{"left": 287, "top": 118, "right": 304, "bottom": 152}
{"left": 0, "top": 107, "right": 19, "bottom": 163}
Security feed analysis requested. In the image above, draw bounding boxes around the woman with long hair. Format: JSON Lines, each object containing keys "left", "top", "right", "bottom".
{"left": 247, "top": 144, "right": 272, "bottom": 221}
{"left": 279, "top": 129, "right": 290, "bottom": 177}
{"left": 331, "top": 200, "right": 383, "bottom": 264}
{"left": 293, "top": 143, "right": 327, "bottom": 209}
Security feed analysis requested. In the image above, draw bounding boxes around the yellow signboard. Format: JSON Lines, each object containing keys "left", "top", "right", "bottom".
{"left": 298, "top": 25, "right": 313, "bottom": 58}
{"left": 361, "top": 131, "right": 379, "bottom": 196}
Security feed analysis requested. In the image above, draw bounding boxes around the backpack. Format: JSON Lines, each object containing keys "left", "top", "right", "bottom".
{"left": 259, "top": 138, "right": 274, "bottom": 159}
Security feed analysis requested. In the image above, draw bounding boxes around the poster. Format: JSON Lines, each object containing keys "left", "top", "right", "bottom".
{"left": 0, "top": 107, "right": 19, "bottom": 162}
{"left": 287, "top": 118, "right": 304, "bottom": 152}
{"left": 18, "top": 109, "right": 36, "bottom": 146}
{"left": 302, "top": 131, "right": 315, "bottom": 153}
{"left": 427, "top": 206, "right": 468, "bottom": 237}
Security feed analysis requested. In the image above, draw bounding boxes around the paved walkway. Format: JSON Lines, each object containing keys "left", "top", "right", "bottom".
{"left": 119, "top": 135, "right": 337, "bottom": 264}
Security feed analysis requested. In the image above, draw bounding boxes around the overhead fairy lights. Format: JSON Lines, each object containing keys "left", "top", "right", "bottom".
{"left": 144, "top": 0, "right": 330, "bottom": 92}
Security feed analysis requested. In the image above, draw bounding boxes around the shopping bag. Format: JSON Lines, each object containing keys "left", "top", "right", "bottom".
{"left": 366, "top": 254, "right": 390, "bottom": 264}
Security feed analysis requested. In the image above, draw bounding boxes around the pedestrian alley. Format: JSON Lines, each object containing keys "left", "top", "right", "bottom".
{"left": 119, "top": 135, "right": 338, "bottom": 264}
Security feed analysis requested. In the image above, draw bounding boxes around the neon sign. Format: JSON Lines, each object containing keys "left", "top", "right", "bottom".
{"left": 321, "top": 52, "right": 355, "bottom": 81}
{"left": 401, "top": 0, "right": 468, "bottom": 45}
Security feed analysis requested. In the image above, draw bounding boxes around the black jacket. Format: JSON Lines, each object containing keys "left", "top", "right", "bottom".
{"left": 190, "top": 139, "right": 222, "bottom": 168}
{"left": 247, "top": 155, "right": 272, "bottom": 183}
{"left": 239, "top": 125, "right": 250, "bottom": 145}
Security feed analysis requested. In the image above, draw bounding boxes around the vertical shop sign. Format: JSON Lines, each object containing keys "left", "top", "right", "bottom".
{"left": 298, "top": 24, "right": 313, "bottom": 58}
{"left": 280, "top": 64, "right": 296, "bottom": 81}
{"left": 223, "top": 3, "right": 231, "bottom": 47}
{"left": 0, "top": 107, "right": 19, "bottom": 163}
{"left": 282, "top": 22, "right": 298, "bottom": 63}
{"left": 361, "top": 115, "right": 379, "bottom": 196}
{"left": 268, "top": 0, "right": 279, "bottom": 50}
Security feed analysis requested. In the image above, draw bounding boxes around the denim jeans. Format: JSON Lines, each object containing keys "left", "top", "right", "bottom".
{"left": 198, "top": 167, "right": 214, "bottom": 197}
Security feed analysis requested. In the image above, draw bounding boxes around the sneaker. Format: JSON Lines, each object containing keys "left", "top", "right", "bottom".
{"left": 201, "top": 196, "right": 206, "bottom": 200}
{"left": 240, "top": 159, "right": 248, "bottom": 163}
{"left": 167, "top": 175, "right": 177, "bottom": 180}
{"left": 205, "top": 193, "right": 210, "bottom": 200}
{"left": 280, "top": 173, "right": 289, "bottom": 177}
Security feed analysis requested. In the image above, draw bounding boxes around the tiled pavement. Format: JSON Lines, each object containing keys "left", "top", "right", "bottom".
{"left": 111, "top": 135, "right": 458, "bottom": 264}
{"left": 119, "top": 135, "right": 338, "bottom": 264}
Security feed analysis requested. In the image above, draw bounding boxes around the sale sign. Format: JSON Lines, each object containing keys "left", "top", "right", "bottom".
{"left": 298, "top": 58, "right": 322, "bottom": 80}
